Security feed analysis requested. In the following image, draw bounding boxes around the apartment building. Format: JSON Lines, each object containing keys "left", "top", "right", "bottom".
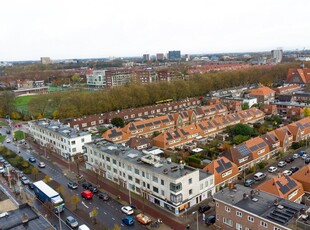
{"left": 28, "top": 119, "right": 92, "bottom": 158}
{"left": 248, "top": 87, "right": 276, "bottom": 104}
{"left": 213, "top": 184, "right": 310, "bottom": 230}
{"left": 257, "top": 175, "right": 304, "bottom": 203}
{"left": 84, "top": 139, "right": 215, "bottom": 215}
{"left": 271, "top": 84, "right": 301, "bottom": 95}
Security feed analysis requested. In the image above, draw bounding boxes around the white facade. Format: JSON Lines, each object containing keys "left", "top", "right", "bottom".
{"left": 28, "top": 119, "right": 92, "bottom": 158}
{"left": 243, "top": 98, "right": 257, "bottom": 108}
{"left": 84, "top": 139, "right": 215, "bottom": 215}
{"left": 271, "top": 49, "right": 283, "bottom": 63}
{"left": 86, "top": 70, "right": 106, "bottom": 88}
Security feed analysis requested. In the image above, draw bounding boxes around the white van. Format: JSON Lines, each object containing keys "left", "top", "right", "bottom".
{"left": 253, "top": 172, "right": 266, "bottom": 181}
{"left": 78, "top": 224, "right": 90, "bottom": 230}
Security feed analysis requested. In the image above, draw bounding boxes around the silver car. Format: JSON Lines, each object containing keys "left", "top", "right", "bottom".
{"left": 66, "top": 216, "right": 78, "bottom": 228}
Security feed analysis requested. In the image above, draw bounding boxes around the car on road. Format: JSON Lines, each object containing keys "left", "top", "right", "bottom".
{"left": 290, "top": 167, "right": 299, "bottom": 173}
{"left": 122, "top": 216, "right": 134, "bottom": 226}
{"left": 82, "top": 182, "right": 92, "bottom": 190}
{"left": 28, "top": 157, "right": 36, "bottom": 163}
{"left": 278, "top": 161, "right": 287, "bottom": 167}
{"left": 136, "top": 213, "right": 151, "bottom": 225}
{"left": 205, "top": 215, "right": 216, "bottom": 225}
{"left": 244, "top": 179, "right": 256, "bottom": 187}
{"left": 98, "top": 192, "right": 109, "bottom": 201}
{"left": 21, "top": 176, "right": 30, "bottom": 185}
{"left": 283, "top": 170, "right": 292, "bottom": 176}
{"left": 293, "top": 153, "right": 299, "bottom": 159}
{"left": 268, "top": 166, "right": 278, "bottom": 173}
{"left": 81, "top": 190, "right": 93, "bottom": 199}
{"left": 302, "top": 154, "right": 309, "bottom": 160}
{"left": 285, "top": 157, "right": 294, "bottom": 163}
{"left": 28, "top": 182, "right": 34, "bottom": 190}
{"left": 66, "top": 216, "right": 79, "bottom": 228}
{"left": 198, "top": 205, "right": 211, "bottom": 213}
{"left": 121, "top": 206, "right": 134, "bottom": 215}
{"left": 38, "top": 162, "right": 45, "bottom": 168}
{"left": 6, "top": 139, "right": 11, "bottom": 143}
{"left": 67, "top": 181, "right": 78, "bottom": 189}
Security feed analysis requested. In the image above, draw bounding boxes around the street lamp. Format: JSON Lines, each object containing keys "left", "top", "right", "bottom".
{"left": 192, "top": 211, "right": 199, "bottom": 230}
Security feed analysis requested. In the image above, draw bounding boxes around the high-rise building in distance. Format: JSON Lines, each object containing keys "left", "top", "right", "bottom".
{"left": 143, "top": 54, "right": 150, "bottom": 62}
{"left": 168, "top": 50, "right": 181, "bottom": 60}
{"left": 271, "top": 49, "right": 283, "bottom": 63}
{"left": 156, "top": 53, "right": 165, "bottom": 61}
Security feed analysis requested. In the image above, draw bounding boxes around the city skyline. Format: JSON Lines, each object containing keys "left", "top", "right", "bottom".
{"left": 1, "top": 0, "right": 309, "bottom": 61}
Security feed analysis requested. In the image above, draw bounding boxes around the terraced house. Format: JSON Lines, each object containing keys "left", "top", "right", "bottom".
{"left": 84, "top": 139, "right": 215, "bottom": 216}
{"left": 153, "top": 107, "right": 264, "bottom": 149}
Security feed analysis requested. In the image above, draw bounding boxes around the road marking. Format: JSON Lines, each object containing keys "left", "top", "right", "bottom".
{"left": 104, "top": 212, "right": 107, "bottom": 215}
{"left": 82, "top": 201, "right": 89, "bottom": 208}
{"left": 112, "top": 217, "right": 115, "bottom": 221}
{"left": 121, "top": 224, "right": 124, "bottom": 226}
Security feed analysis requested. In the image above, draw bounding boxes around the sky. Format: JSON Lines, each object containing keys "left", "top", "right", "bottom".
{"left": 1, "top": 0, "right": 310, "bottom": 61}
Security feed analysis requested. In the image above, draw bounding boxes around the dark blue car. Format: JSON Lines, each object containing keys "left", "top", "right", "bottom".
{"left": 28, "top": 157, "right": 36, "bottom": 163}
{"left": 122, "top": 216, "right": 134, "bottom": 226}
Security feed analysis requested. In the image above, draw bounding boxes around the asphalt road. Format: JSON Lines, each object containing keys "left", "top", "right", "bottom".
{"left": 1, "top": 126, "right": 147, "bottom": 230}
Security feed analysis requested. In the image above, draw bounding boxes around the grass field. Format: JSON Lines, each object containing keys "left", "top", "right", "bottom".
{"left": 14, "top": 95, "right": 35, "bottom": 113}
{"left": 0, "top": 122, "right": 8, "bottom": 126}
{"left": 14, "top": 130, "right": 25, "bottom": 140}
{"left": 0, "top": 135, "right": 5, "bottom": 143}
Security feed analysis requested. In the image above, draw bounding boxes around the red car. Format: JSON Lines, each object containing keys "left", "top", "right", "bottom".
{"left": 81, "top": 190, "right": 93, "bottom": 199}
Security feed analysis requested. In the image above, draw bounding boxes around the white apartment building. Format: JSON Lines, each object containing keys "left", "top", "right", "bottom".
{"left": 84, "top": 139, "right": 215, "bottom": 215}
{"left": 28, "top": 119, "right": 92, "bottom": 158}
{"left": 86, "top": 70, "right": 106, "bottom": 88}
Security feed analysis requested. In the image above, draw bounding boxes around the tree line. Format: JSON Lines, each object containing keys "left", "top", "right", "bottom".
{"left": 0, "top": 62, "right": 306, "bottom": 120}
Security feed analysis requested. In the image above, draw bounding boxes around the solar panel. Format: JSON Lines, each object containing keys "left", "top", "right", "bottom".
{"left": 213, "top": 120, "right": 220, "bottom": 126}
{"left": 222, "top": 118, "right": 228, "bottom": 124}
{"left": 210, "top": 108, "right": 216, "bottom": 111}
{"left": 153, "top": 120, "right": 161, "bottom": 125}
{"left": 258, "top": 142, "right": 267, "bottom": 148}
{"left": 276, "top": 181, "right": 290, "bottom": 194}
{"left": 236, "top": 145, "right": 251, "bottom": 157}
{"left": 286, "top": 176, "right": 297, "bottom": 189}
{"left": 239, "top": 113, "right": 246, "bottom": 118}
{"left": 109, "top": 129, "right": 122, "bottom": 137}
{"left": 266, "top": 215, "right": 286, "bottom": 225}
{"left": 296, "top": 123, "right": 304, "bottom": 129}
{"left": 168, "top": 115, "right": 174, "bottom": 120}
{"left": 250, "top": 145, "right": 258, "bottom": 151}
{"left": 166, "top": 133, "right": 173, "bottom": 140}
{"left": 207, "top": 121, "right": 213, "bottom": 128}
{"left": 136, "top": 124, "right": 145, "bottom": 129}
{"left": 199, "top": 124, "right": 206, "bottom": 130}
{"left": 174, "top": 130, "right": 180, "bottom": 138}
{"left": 180, "top": 129, "right": 189, "bottom": 136}
{"left": 145, "top": 123, "right": 153, "bottom": 127}
{"left": 215, "top": 159, "right": 225, "bottom": 173}
{"left": 162, "top": 119, "right": 169, "bottom": 122}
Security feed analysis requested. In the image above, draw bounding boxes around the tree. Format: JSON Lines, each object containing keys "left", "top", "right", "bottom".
{"left": 31, "top": 167, "right": 39, "bottom": 180}
{"left": 232, "top": 135, "right": 250, "bottom": 145}
{"left": 71, "top": 74, "right": 81, "bottom": 84}
{"left": 241, "top": 102, "right": 249, "bottom": 110}
{"left": 111, "top": 117, "right": 124, "bottom": 128}
{"left": 304, "top": 107, "right": 310, "bottom": 117}
{"left": 113, "top": 224, "right": 121, "bottom": 230}
{"left": 56, "top": 186, "right": 64, "bottom": 197}
{"left": 90, "top": 207, "right": 98, "bottom": 224}
{"left": 0, "top": 91, "right": 15, "bottom": 117}
{"left": 227, "top": 124, "right": 256, "bottom": 137}
{"left": 43, "top": 175, "right": 51, "bottom": 183}
{"left": 71, "top": 195, "right": 80, "bottom": 210}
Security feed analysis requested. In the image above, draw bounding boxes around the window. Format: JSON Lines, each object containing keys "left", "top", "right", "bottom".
{"left": 128, "top": 175, "right": 133, "bottom": 181}
{"left": 81, "top": 138, "right": 84, "bottom": 143}
{"left": 236, "top": 223, "right": 242, "bottom": 230}
{"left": 274, "top": 227, "right": 281, "bottom": 230}
{"left": 135, "top": 168, "right": 139, "bottom": 175}
{"left": 161, "top": 179, "right": 164, "bottom": 186}
{"left": 113, "top": 168, "right": 117, "bottom": 173}
{"left": 71, "top": 140, "right": 76, "bottom": 145}
{"left": 127, "top": 165, "right": 131, "bottom": 171}
{"left": 236, "top": 211, "right": 242, "bottom": 217}
{"left": 113, "top": 159, "right": 117, "bottom": 165}
{"left": 106, "top": 157, "right": 110, "bottom": 162}
{"left": 170, "top": 193, "right": 182, "bottom": 203}
{"left": 247, "top": 216, "right": 254, "bottom": 222}
{"left": 135, "top": 178, "right": 140, "bottom": 184}
{"left": 223, "top": 217, "right": 233, "bottom": 227}
{"left": 153, "top": 176, "right": 158, "bottom": 183}
{"left": 161, "top": 190, "right": 165, "bottom": 196}
{"left": 260, "top": 221, "right": 267, "bottom": 228}
{"left": 225, "top": 206, "right": 231, "bottom": 212}
{"left": 142, "top": 171, "right": 145, "bottom": 177}
{"left": 170, "top": 183, "right": 182, "bottom": 192}
{"left": 72, "top": 148, "right": 76, "bottom": 152}
{"left": 189, "top": 178, "right": 192, "bottom": 184}
{"left": 216, "top": 202, "right": 219, "bottom": 207}
{"left": 189, "top": 189, "right": 192, "bottom": 195}
{"left": 153, "top": 186, "right": 159, "bottom": 193}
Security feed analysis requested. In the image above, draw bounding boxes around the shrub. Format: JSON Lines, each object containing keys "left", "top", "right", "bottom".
{"left": 257, "top": 161, "right": 266, "bottom": 169}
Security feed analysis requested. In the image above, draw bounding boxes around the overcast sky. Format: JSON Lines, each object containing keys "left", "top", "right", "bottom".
{"left": 1, "top": 0, "right": 309, "bottom": 61}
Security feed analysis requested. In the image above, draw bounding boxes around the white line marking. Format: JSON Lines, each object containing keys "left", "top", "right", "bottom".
{"left": 82, "top": 201, "right": 89, "bottom": 208}
{"left": 112, "top": 218, "right": 115, "bottom": 221}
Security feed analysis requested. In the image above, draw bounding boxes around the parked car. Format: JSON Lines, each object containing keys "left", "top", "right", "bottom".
{"left": 81, "top": 190, "right": 93, "bottom": 199}
{"left": 198, "top": 205, "right": 211, "bottom": 213}
{"left": 253, "top": 172, "right": 266, "bottom": 181}
{"left": 28, "top": 182, "right": 34, "bottom": 190}
{"left": 38, "top": 162, "right": 46, "bottom": 168}
{"left": 121, "top": 206, "right": 134, "bottom": 215}
{"left": 88, "top": 185, "right": 98, "bottom": 193}
{"left": 0, "top": 157, "right": 5, "bottom": 163}
{"left": 299, "top": 151, "right": 307, "bottom": 157}
{"left": 285, "top": 157, "right": 294, "bottom": 163}
{"left": 293, "top": 153, "right": 299, "bottom": 159}
{"left": 283, "top": 170, "right": 292, "bottom": 176}
{"left": 67, "top": 181, "right": 78, "bottom": 189}
{"left": 122, "top": 216, "right": 134, "bottom": 226}
{"left": 136, "top": 213, "right": 151, "bottom": 225}
{"left": 28, "top": 157, "right": 36, "bottom": 163}
{"left": 205, "top": 215, "right": 216, "bottom": 225}
{"left": 21, "top": 176, "right": 30, "bottom": 185}
{"left": 302, "top": 154, "right": 309, "bottom": 160}
{"left": 82, "top": 182, "right": 92, "bottom": 190}
{"left": 268, "top": 166, "right": 278, "bottom": 173}
{"left": 278, "top": 161, "right": 287, "bottom": 167}
{"left": 305, "top": 157, "right": 310, "bottom": 164}
{"left": 290, "top": 167, "right": 299, "bottom": 174}
{"left": 66, "top": 216, "right": 79, "bottom": 228}
{"left": 0, "top": 166, "right": 4, "bottom": 173}
{"left": 244, "top": 179, "right": 256, "bottom": 187}
{"left": 98, "top": 192, "right": 109, "bottom": 201}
